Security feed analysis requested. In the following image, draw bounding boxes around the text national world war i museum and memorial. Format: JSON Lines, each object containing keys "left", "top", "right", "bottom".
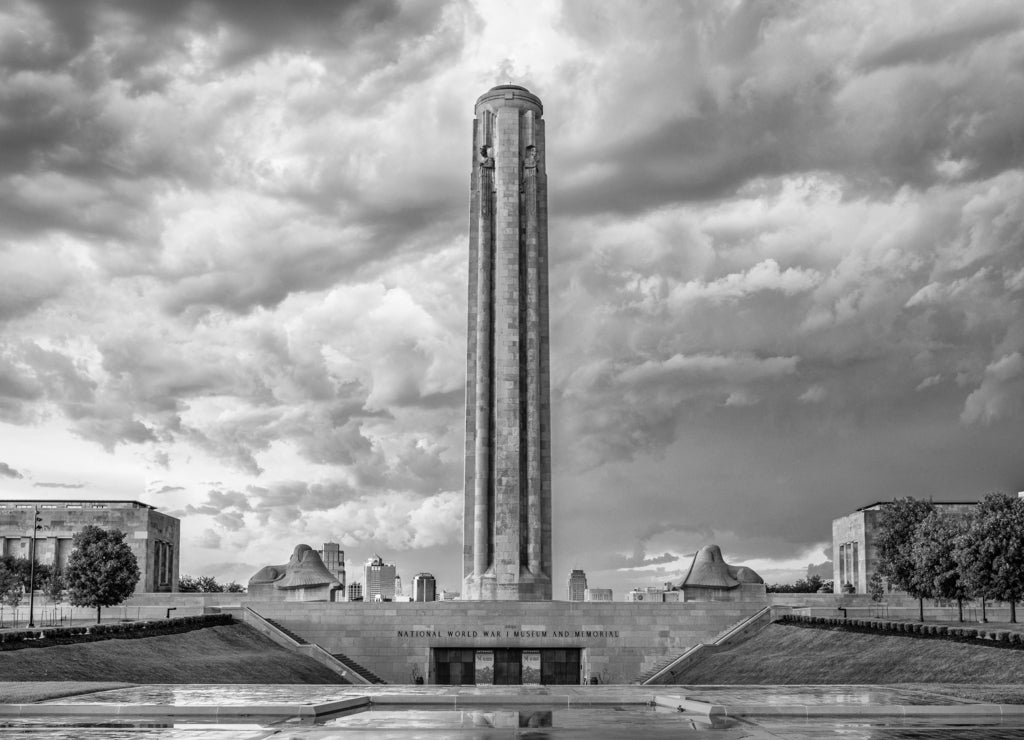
{"left": 239, "top": 86, "right": 768, "bottom": 686}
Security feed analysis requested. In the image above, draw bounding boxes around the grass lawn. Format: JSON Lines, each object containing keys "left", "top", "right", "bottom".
{"left": 0, "top": 622, "right": 345, "bottom": 686}
{"left": 674, "top": 622, "right": 1024, "bottom": 693}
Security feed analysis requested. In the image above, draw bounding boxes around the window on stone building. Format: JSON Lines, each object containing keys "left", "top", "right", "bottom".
{"left": 852, "top": 542, "right": 859, "bottom": 590}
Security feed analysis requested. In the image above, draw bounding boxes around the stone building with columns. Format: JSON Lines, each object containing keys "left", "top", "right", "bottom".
{"left": 0, "top": 499, "right": 179, "bottom": 593}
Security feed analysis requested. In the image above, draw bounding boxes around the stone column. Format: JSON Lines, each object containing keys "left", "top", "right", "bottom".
{"left": 473, "top": 111, "right": 494, "bottom": 590}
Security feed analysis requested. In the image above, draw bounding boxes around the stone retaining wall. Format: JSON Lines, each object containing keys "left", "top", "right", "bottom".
{"left": 239, "top": 599, "right": 767, "bottom": 684}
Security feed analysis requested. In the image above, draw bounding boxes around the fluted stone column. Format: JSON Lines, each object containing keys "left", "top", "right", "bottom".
{"left": 463, "top": 85, "right": 552, "bottom": 601}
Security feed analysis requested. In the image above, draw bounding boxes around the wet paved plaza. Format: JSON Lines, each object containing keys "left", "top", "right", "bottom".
{"left": 3, "top": 684, "right": 1024, "bottom": 738}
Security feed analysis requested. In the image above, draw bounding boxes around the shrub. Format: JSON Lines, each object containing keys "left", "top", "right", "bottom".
{"left": 996, "top": 631, "right": 1011, "bottom": 642}
{"left": 935, "top": 625, "right": 948, "bottom": 635}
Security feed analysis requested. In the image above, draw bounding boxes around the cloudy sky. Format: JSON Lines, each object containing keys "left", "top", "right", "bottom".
{"left": 2, "top": 0, "right": 1023, "bottom": 596}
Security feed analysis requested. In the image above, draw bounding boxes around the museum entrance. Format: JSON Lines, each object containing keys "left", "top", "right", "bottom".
{"left": 432, "top": 648, "right": 581, "bottom": 685}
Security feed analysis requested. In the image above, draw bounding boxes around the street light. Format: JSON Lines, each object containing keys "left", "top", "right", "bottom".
{"left": 28, "top": 506, "right": 42, "bottom": 629}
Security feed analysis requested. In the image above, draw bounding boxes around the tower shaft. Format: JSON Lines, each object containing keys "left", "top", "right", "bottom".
{"left": 463, "top": 85, "right": 551, "bottom": 600}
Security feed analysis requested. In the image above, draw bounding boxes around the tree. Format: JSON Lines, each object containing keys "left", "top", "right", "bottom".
{"left": 868, "top": 571, "right": 885, "bottom": 603}
{"left": 0, "top": 564, "right": 20, "bottom": 627}
{"left": 64, "top": 526, "right": 140, "bottom": 624}
{"left": 178, "top": 574, "right": 227, "bottom": 592}
{"left": 225, "top": 581, "right": 246, "bottom": 593}
{"left": 955, "top": 492, "right": 1024, "bottom": 623}
{"left": 912, "top": 511, "right": 969, "bottom": 621}
{"left": 42, "top": 572, "right": 64, "bottom": 603}
{"left": 765, "top": 575, "right": 825, "bottom": 593}
{"left": 875, "top": 497, "right": 935, "bottom": 620}
{"left": 0, "top": 555, "right": 51, "bottom": 592}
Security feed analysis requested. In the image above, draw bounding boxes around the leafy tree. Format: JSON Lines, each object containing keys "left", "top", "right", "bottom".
{"left": 0, "top": 555, "right": 51, "bottom": 592}
{"left": 42, "top": 572, "right": 64, "bottom": 603}
{"left": 912, "top": 511, "right": 969, "bottom": 621}
{"left": 64, "top": 526, "right": 140, "bottom": 624}
{"left": 0, "top": 564, "right": 20, "bottom": 627}
{"left": 195, "top": 575, "right": 225, "bottom": 592}
{"left": 765, "top": 575, "right": 826, "bottom": 593}
{"left": 955, "top": 492, "right": 1024, "bottom": 623}
{"left": 178, "top": 574, "right": 228, "bottom": 592}
{"left": 875, "top": 497, "right": 935, "bottom": 620}
{"left": 868, "top": 571, "right": 885, "bottom": 603}
{"left": 225, "top": 581, "right": 246, "bottom": 593}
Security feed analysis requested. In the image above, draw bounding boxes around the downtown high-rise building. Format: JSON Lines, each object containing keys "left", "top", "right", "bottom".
{"left": 317, "top": 542, "right": 346, "bottom": 596}
{"left": 567, "top": 569, "right": 587, "bottom": 602}
{"left": 412, "top": 572, "right": 437, "bottom": 602}
{"left": 363, "top": 554, "right": 396, "bottom": 601}
{"left": 463, "top": 84, "right": 552, "bottom": 601}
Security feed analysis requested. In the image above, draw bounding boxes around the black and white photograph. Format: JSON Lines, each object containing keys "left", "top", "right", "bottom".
{"left": 1, "top": 1, "right": 1024, "bottom": 736}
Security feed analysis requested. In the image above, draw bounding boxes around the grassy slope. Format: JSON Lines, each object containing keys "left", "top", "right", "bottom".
{"left": 0, "top": 623, "right": 345, "bottom": 684}
{"left": 675, "top": 623, "right": 1024, "bottom": 685}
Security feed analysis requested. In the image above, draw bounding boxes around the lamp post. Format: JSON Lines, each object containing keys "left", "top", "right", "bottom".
{"left": 27, "top": 506, "right": 41, "bottom": 628}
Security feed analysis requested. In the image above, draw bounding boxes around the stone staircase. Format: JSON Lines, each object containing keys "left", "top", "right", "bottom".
{"left": 262, "top": 618, "right": 309, "bottom": 645}
{"left": 637, "top": 606, "right": 774, "bottom": 685}
{"left": 237, "top": 607, "right": 382, "bottom": 684}
{"left": 331, "top": 651, "right": 386, "bottom": 684}
{"left": 636, "top": 651, "right": 689, "bottom": 684}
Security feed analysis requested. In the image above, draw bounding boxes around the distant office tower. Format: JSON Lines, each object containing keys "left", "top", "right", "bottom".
{"left": 318, "top": 542, "right": 346, "bottom": 596}
{"left": 413, "top": 572, "right": 437, "bottom": 602}
{"left": 394, "top": 574, "right": 402, "bottom": 599}
{"left": 584, "top": 588, "right": 613, "bottom": 602}
{"left": 364, "top": 554, "right": 397, "bottom": 601}
{"left": 463, "top": 84, "right": 552, "bottom": 601}
{"left": 567, "top": 569, "right": 587, "bottom": 601}
{"left": 347, "top": 582, "right": 363, "bottom": 602}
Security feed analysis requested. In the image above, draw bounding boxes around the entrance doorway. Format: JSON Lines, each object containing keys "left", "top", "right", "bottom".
{"left": 432, "top": 648, "right": 581, "bottom": 686}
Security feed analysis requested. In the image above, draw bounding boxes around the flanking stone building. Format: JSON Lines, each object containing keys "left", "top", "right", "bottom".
{"left": 0, "top": 499, "right": 179, "bottom": 593}
{"left": 832, "top": 500, "right": 976, "bottom": 594}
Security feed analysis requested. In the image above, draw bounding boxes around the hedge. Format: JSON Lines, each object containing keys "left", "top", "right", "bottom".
{"left": 779, "top": 613, "right": 1023, "bottom": 648}
{"left": 0, "top": 613, "right": 232, "bottom": 648}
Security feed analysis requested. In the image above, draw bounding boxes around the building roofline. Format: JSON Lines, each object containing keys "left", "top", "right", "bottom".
{"left": 855, "top": 500, "right": 977, "bottom": 512}
{"left": 0, "top": 499, "right": 157, "bottom": 510}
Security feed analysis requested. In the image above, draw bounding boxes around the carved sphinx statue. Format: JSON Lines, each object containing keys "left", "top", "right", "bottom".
{"left": 248, "top": 544, "right": 343, "bottom": 602}
{"left": 673, "top": 544, "right": 764, "bottom": 594}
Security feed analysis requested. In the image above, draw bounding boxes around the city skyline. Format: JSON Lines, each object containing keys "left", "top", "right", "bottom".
{"left": 1, "top": 1, "right": 1024, "bottom": 598}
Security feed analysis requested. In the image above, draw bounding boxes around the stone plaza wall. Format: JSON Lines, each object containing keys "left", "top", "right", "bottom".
{"left": 242, "top": 598, "right": 767, "bottom": 684}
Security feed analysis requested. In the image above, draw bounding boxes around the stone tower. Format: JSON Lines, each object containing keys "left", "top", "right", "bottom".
{"left": 463, "top": 84, "right": 552, "bottom": 601}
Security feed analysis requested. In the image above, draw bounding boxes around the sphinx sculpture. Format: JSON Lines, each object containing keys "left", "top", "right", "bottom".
{"left": 248, "top": 544, "right": 343, "bottom": 602}
{"left": 671, "top": 544, "right": 764, "bottom": 601}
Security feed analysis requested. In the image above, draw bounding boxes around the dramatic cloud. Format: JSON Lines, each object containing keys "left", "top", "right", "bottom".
{"left": 0, "top": 462, "right": 23, "bottom": 479}
{"left": 1, "top": 0, "right": 1022, "bottom": 594}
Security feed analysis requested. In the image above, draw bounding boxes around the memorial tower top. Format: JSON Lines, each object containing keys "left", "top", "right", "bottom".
{"left": 474, "top": 84, "right": 543, "bottom": 116}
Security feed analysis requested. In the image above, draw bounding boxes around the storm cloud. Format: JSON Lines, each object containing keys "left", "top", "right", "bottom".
{"left": 1, "top": 0, "right": 1022, "bottom": 594}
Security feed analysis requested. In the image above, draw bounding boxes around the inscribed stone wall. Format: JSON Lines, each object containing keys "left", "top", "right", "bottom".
{"left": 244, "top": 599, "right": 767, "bottom": 684}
